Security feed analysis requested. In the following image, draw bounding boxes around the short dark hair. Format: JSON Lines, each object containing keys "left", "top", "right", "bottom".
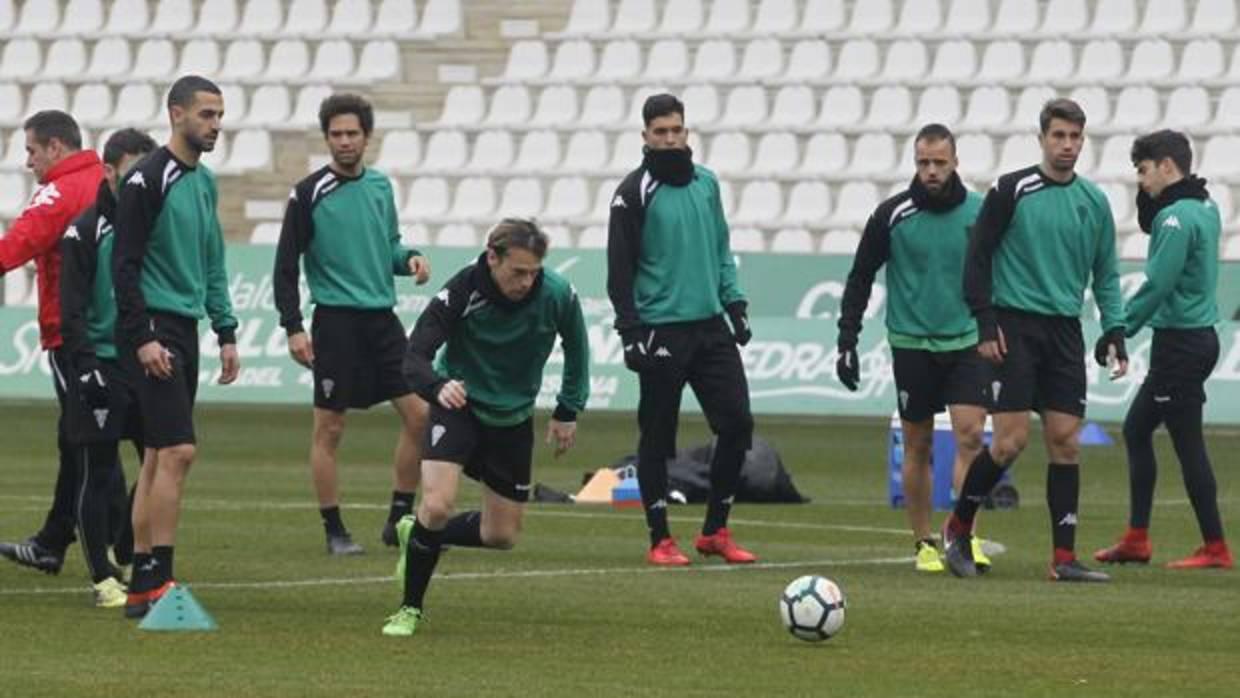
{"left": 167, "top": 75, "right": 221, "bottom": 110}
{"left": 23, "top": 110, "right": 82, "bottom": 151}
{"left": 318, "top": 93, "right": 374, "bottom": 136}
{"left": 1131, "top": 129, "right": 1192, "bottom": 175}
{"left": 1039, "top": 98, "right": 1087, "bottom": 133}
{"left": 486, "top": 218, "right": 549, "bottom": 259}
{"left": 914, "top": 123, "right": 956, "bottom": 152}
{"left": 642, "top": 93, "right": 685, "bottom": 127}
{"left": 102, "top": 128, "right": 157, "bottom": 167}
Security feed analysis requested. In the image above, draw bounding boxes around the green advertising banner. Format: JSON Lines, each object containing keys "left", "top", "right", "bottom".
{"left": 2, "top": 245, "right": 1238, "bottom": 423}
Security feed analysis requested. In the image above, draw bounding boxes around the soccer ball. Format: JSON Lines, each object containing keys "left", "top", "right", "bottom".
{"left": 779, "top": 575, "right": 846, "bottom": 642}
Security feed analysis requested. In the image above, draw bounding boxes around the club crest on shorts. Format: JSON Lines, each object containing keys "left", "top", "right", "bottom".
{"left": 898, "top": 390, "right": 909, "bottom": 412}
{"left": 431, "top": 424, "right": 446, "bottom": 446}
{"left": 991, "top": 380, "right": 1002, "bottom": 402}
{"left": 321, "top": 378, "right": 335, "bottom": 399}
{"left": 93, "top": 409, "right": 108, "bottom": 429}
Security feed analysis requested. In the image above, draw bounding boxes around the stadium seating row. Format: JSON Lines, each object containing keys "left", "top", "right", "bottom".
{"left": 432, "top": 83, "right": 1240, "bottom": 133}
{"left": 557, "top": 0, "right": 1237, "bottom": 38}
{"left": 0, "top": 0, "right": 459, "bottom": 39}
{"left": 0, "top": 37, "right": 400, "bottom": 84}
{"left": 0, "top": 82, "right": 334, "bottom": 130}
{"left": 495, "top": 36, "right": 1240, "bottom": 86}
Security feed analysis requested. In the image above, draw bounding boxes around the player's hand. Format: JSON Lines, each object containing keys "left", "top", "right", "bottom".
{"left": 725, "top": 301, "right": 752, "bottom": 347}
{"left": 408, "top": 255, "right": 431, "bottom": 285}
{"left": 137, "top": 340, "right": 173, "bottom": 379}
{"left": 218, "top": 344, "right": 240, "bottom": 385}
{"left": 978, "top": 326, "right": 1007, "bottom": 365}
{"left": 77, "top": 365, "right": 110, "bottom": 410}
{"left": 287, "top": 331, "right": 314, "bottom": 368}
{"left": 835, "top": 345, "right": 860, "bottom": 391}
{"left": 546, "top": 419, "right": 576, "bottom": 457}
{"left": 437, "top": 379, "right": 467, "bottom": 410}
{"left": 620, "top": 327, "right": 658, "bottom": 373}
{"left": 1094, "top": 329, "right": 1128, "bottom": 380}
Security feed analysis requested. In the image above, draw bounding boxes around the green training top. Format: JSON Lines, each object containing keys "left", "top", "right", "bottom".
{"left": 1126, "top": 195, "right": 1220, "bottom": 335}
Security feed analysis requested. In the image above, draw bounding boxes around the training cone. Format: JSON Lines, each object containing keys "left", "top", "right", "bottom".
{"left": 1080, "top": 421, "right": 1114, "bottom": 446}
{"left": 138, "top": 585, "right": 218, "bottom": 632}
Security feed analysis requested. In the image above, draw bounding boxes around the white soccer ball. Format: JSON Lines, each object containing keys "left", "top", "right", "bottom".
{"left": 779, "top": 575, "right": 846, "bottom": 642}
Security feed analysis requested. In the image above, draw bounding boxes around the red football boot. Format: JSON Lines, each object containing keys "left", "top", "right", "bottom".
{"left": 1094, "top": 529, "right": 1152, "bottom": 564}
{"left": 647, "top": 537, "right": 691, "bottom": 566}
{"left": 694, "top": 528, "right": 757, "bottom": 564}
{"left": 1165, "top": 543, "right": 1234, "bottom": 570}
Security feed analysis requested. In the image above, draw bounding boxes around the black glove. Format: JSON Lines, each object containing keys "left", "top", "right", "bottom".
{"left": 725, "top": 301, "right": 751, "bottom": 346}
{"left": 620, "top": 327, "right": 657, "bottom": 374}
{"left": 835, "top": 333, "right": 860, "bottom": 392}
{"left": 1094, "top": 328, "right": 1127, "bottom": 366}
{"left": 77, "top": 365, "right": 109, "bottom": 411}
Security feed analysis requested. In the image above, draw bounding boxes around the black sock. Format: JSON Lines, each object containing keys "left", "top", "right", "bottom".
{"left": 388, "top": 491, "right": 415, "bottom": 524}
{"left": 403, "top": 519, "right": 443, "bottom": 609}
{"left": 1166, "top": 401, "right": 1226, "bottom": 542}
{"left": 441, "top": 511, "right": 484, "bottom": 548}
{"left": 952, "top": 449, "right": 1006, "bottom": 531}
{"left": 637, "top": 454, "right": 671, "bottom": 546}
{"left": 77, "top": 444, "right": 118, "bottom": 584}
{"left": 703, "top": 432, "right": 747, "bottom": 536}
{"left": 1047, "top": 463, "right": 1080, "bottom": 555}
{"left": 152, "top": 545, "right": 174, "bottom": 584}
{"left": 131, "top": 552, "right": 154, "bottom": 593}
{"left": 1123, "top": 385, "right": 1162, "bottom": 529}
{"left": 320, "top": 506, "right": 347, "bottom": 536}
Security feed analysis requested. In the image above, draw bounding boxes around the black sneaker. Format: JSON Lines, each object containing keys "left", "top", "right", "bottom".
{"left": 1049, "top": 559, "right": 1111, "bottom": 583}
{"left": 327, "top": 533, "right": 364, "bottom": 556}
{"left": 944, "top": 533, "right": 979, "bottom": 578}
{"left": 381, "top": 520, "right": 399, "bottom": 547}
{"left": 0, "top": 537, "right": 64, "bottom": 574}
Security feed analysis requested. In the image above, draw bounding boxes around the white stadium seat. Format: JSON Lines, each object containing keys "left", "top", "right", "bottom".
{"left": 401, "top": 223, "right": 431, "bottom": 247}
{"left": 0, "top": 83, "right": 23, "bottom": 126}
{"left": 1190, "top": 0, "right": 1236, "bottom": 35}
{"left": 197, "top": 0, "right": 239, "bottom": 33}
{"left": 237, "top": 0, "right": 283, "bottom": 36}
{"left": 435, "top": 223, "right": 478, "bottom": 248}
{"left": 450, "top": 177, "right": 496, "bottom": 220}
{"left": 771, "top": 228, "right": 815, "bottom": 254}
{"left": 997, "top": 134, "right": 1040, "bottom": 173}
{"left": 978, "top": 41, "right": 1024, "bottom": 81}
{"left": 0, "top": 173, "right": 25, "bottom": 217}
{"left": 707, "top": 131, "right": 751, "bottom": 174}
{"left": 729, "top": 228, "right": 765, "bottom": 252}
{"left": 867, "top": 86, "right": 912, "bottom": 128}
{"left": 248, "top": 85, "right": 291, "bottom": 126}
{"left": 178, "top": 39, "right": 221, "bottom": 76}
{"left": 435, "top": 86, "right": 484, "bottom": 126}
{"left": 61, "top": 0, "right": 104, "bottom": 34}
{"left": 1215, "top": 88, "right": 1240, "bottom": 130}
{"left": 549, "top": 40, "right": 596, "bottom": 82}
{"left": 87, "top": 38, "right": 132, "bottom": 80}
{"left": 739, "top": 39, "right": 784, "bottom": 80}
{"left": 915, "top": 86, "right": 961, "bottom": 125}
{"left": 562, "top": 130, "right": 608, "bottom": 172}
{"left": 719, "top": 85, "right": 767, "bottom": 127}
{"left": 578, "top": 86, "right": 623, "bottom": 126}
{"left": 326, "top": 0, "right": 373, "bottom": 35}
{"left": 250, "top": 223, "right": 281, "bottom": 244}
{"left": 501, "top": 41, "right": 548, "bottom": 82}
{"left": 657, "top": 0, "right": 702, "bottom": 34}
{"left": 849, "top": 133, "right": 896, "bottom": 176}
{"left": 945, "top": 0, "right": 990, "bottom": 33}
{"left": 832, "top": 182, "right": 879, "bottom": 226}
{"left": 896, "top": 0, "right": 941, "bottom": 34}
{"left": 963, "top": 86, "right": 1010, "bottom": 128}
{"left": 375, "top": 0, "right": 419, "bottom": 35}
{"left": 497, "top": 178, "right": 544, "bottom": 218}
{"left": 200, "top": 131, "right": 229, "bottom": 170}
{"left": 1177, "top": 40, "right": 1223, "bottom": 81}
{"left": 266, "top": 40, "right": 310, "bottom": 81}
{"left": 1127, "top": 39, "right": 1173, "bottom": 81}
{"left": 1040, "top": 0, "right": 1087, "bottom": 34}
{"left": 464, "top": 130, "right": 513, "bottom": 173}
{"left": 221, "top": 40, "right": 265, "bottom": 81}
{"left": 106, "top": 0, "right": 151, "bottom": 34}
{"left": 1093, "top": 135, "right": 1133, "bottom": 178}
{"left": 590, "top": 178, "right": 620, "bottom": 220}
{"left": 577, "top": 225, "right": 607, "bottom": 249}
{"left": 769, "top": 86, "right": 815, "bottom": 127}
{"left": 560, "top": 0, "right": 609, "bottom": 35}
{"left": 1091, "top": 0, "right": 1136, "bottom": 33}
{"left": 753, "top": 0, "right": 797, "bottom": 34}
{"left": 71, "top": 84, "right": 112, "bottom": 127}
{"left": 484, "top": 86, "right": 532, "bottom": 126}
{"left": 705, "top": 0, "right": 751, "bottom": 35}
{"left": 691, "top": 40, "right": 736, "bottom": 81}
{"left": 993, "top": 0, "right": 1038, "bottom": 33}
{"left": 1199, "top": 136, "right": 1240, "bottom": 178}
{"left": 543, "top": 177, "right": 590, "bottom": 219}
{"left": 27, "top": 83, "right": 69, "bottom": 114}
{"left": 42, "top": 40, "right": 87, "bottom": 81}
{"left": 1223, "top": 235, "right": 1240, "bottom": 262}
{"left": 1012, "top": 86, "right": 1055, "bottom": 126}
{"left": 956, "top": 134, "right": 995, "bottom": 178}
{"left": 356, "top": 41, "right": 401, "bottom": 82}
{"left": 596, "top": 40, "right": 642, "bottom": 81}
{"left": 419, "top": 0, "right": 462, "bottom": 36}
{"left": 1213, "top": 187, "right": 1235, "bottom": 227}
{"left": 284, "top": 0, "right": 328, "bottom": 35}
{"left": 644, "top": 39, "right": 689, "bottom": 81}
{"left": 680, "top": 84, "right": 719, "bottom": 126}
{"left": 218, "top": 83, "right": 248, "bottom": 124}
{"left": 1076, "top": 40, "right": 1124, "bottom": 81}
{"left": 307, "top": 41, "right": 355, "bottom": 82}
{"left": 1111, "top": 87, "right": 1159, "bottom": 129}
{"left": 376, "top": 130, "right": 422, "bottom": 174}
{"left": 834, "top": 40, "right": 879, "bottom": 80}
{"left": 15, "top": 0, "right": 59, "bottom": 33}
{"left": 783, "top": 40, "right": 831, "bottom": 82}
{"left": 0, "top": 39, "right": 40, "bottom": 80}
{"left": 2, "top": 130, "right": 25, "bottom": 169}
{"left": 514, "top": 130, "right": 562, "bottom": 172}
{"left": 421, "top": 130, "right": 468, "bottom": 172}
{"left": 733, "top": 180, "right": 782, "bottom": 225}
{"left": 882, "top": 40, "right": 927, "bottom": 80}
{"left": 801, "top": 0, "right": 846, "bottom": 32}
{"left": 750, "top": 132, "right": 799, "bottom": 176}
{"left": 133, "top": 39, "right": 177, "bottom": 81}
{"left": 1027, "top": 41, "right": 1073, "bottom": 82}
{"left": 612, "top": 0, "right": 656, "bottom": 33}
{"left": 784, "top": 181, "right": 830, "bottom": 225}
{"left": 930, "top": 40, "right": 977, "bottom": 81}
{"left": 1137, "top": 0, "right": 1185, "bottom": 34}
{"left": 848, "top": 0, "right": 892, "bottom": 34}
{"left": 1101, "top": 183, "right": 1133, "bottom": 228}
{"left": 1067, "top": 85, "right": 1111, "bottom": 127}
{"left": 1120, "top": 233, "right": 1147, "bottom": 259}
{"left": 531, "top": 85, "right": 579, "bottom": 126}
{"left": 821, "top": 229, "right": 861, "bottom": 254}
{"left": 290, "top": 85, "right": 331, "bottom": 127}
{"left": 405, "top": 177, "right": 449, "bottom": 218}
{"left": 817, "top": 86, "right": 863, "bottom": 128}
{"left": 152, "top": 0, "right": 195, "bottom": 34}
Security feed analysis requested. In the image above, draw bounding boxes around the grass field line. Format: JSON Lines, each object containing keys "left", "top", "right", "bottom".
{"left": 0, "top": 554, "right": 913, "bottom": 596}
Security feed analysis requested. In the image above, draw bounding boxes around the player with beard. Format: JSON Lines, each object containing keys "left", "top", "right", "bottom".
{"left": 112, "top": 75, "right": 241, "bottom": 616}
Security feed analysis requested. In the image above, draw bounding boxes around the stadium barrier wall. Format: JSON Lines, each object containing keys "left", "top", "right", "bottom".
{"left": 2, "top": 245, "right": 1239, "bottom": 424}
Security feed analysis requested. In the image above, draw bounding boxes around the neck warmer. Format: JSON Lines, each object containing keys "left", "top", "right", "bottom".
{"left": 908, "top": 171, "right": 968, "bottom": 212}
{"left": 1136, "top": 174, "right": 1209, "bottom": 233}
{"left": 643, "top": 146, "right": 695, "bottom": 186}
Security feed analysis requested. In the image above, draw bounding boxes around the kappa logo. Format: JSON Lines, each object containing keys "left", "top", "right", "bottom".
{"left": 1163, "top": 215, "right": 1182, "bottom": 229}
{"left": 611, "top": 195, "right": 626, "bottom": 208}
{"left": 991, "top": 380, "right": 1002, "bottom": 403}
{"left": 649, "top": 498, "right": 668, "bottom": 511}
{"left": 1058, "top": 513, "right": 1079, "bottom": 527}
{"left": 431, "top": 424, "right": 446, "bottom": 446}
{"left": 128, "top": 170, "right": 146, "bottom": 188}
{"left": 25, "top": 182, "right": 61, "bottom": 210}
{"left": 654, "top": 346, "right": 672, "bottom": 358}
{"left": 435, "top": 288, "right": 450, "bottom": 305}
{"left": 63, "top": 226, "right": 80, "bottom": 240}
{"left": 92, "top": 408, "right": 109, "bottom": 429}
{"left": 321, "top": 378, "right": 335, "bottom": 399}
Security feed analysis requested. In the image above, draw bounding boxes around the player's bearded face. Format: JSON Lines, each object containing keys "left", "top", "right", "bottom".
{"left": 1039, "top": 118, "right": 1084, "bottom": 173}
{"left": 175, "top": 92, "right": 223, "bottom": 154}
{"left": 326, "top": 113, "right": 368, "bottom": 169}
{"left": 914, "top": 137, "right": 957, "bottom": 195}
{"left": 488, "top": 247, "right": 543, "bottom": 301}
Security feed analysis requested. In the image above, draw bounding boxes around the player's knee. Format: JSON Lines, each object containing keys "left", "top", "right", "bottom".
{"left": 160, "top": 444, "right": 196, "bottom": 469}
{"left": 417, "top": 497, "right": 455, "bottom": 528}
{"left": 482, "top": 523, "right": 520, "bottom": 550}
{"left": 954, "top": 423, "right": 984, "bottom": 456}
{"left": 990, "top": 434, "right": 1026, "bottom": 464}
{"left": 716, "top": 412, "right": 754, "bottom": 450}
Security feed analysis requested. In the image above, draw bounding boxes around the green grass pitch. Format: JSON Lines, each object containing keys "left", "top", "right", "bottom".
{"left": 1, "top": 401, "right": 1237, "bottom": 697}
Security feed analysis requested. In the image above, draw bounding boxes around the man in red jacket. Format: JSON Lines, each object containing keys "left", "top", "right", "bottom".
{"left": 0, "top": 110, "right": 107, "bottom": 574}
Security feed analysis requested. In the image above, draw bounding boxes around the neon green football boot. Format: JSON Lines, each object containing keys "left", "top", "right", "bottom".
{"left": 915, "top": 540, "right": 944, "bottom": 573}
{"left": 381, "top": 606, "right": 423, "bottom": 637}
{"left": 394, "top": 515, "right": 414, "bottom": 588}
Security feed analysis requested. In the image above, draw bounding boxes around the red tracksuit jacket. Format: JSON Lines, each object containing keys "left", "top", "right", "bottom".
{"left": 0, "top": 150, "right": 105, "bottom": 349}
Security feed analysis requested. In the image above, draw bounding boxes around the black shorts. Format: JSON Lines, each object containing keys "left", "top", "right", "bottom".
{"left": 424, "top": 403, "right": 534, "bottom": 503}
{"left": 1144, "top": 327, "right": 1219, "bottom": 405}
{"left": 992, "top": 308, "right": 1087, "bottom": 417}
{"left": 119, "top": 311, "right": 199, "bottom": 449}
{"left": 63, "top": 357, "right": 143, "bottom": 445}
{"left": 891, "top": 346, "right": 993, "bottom": 422}
{"left": 311, "top": 306, "right": 413, "bottom": 411}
